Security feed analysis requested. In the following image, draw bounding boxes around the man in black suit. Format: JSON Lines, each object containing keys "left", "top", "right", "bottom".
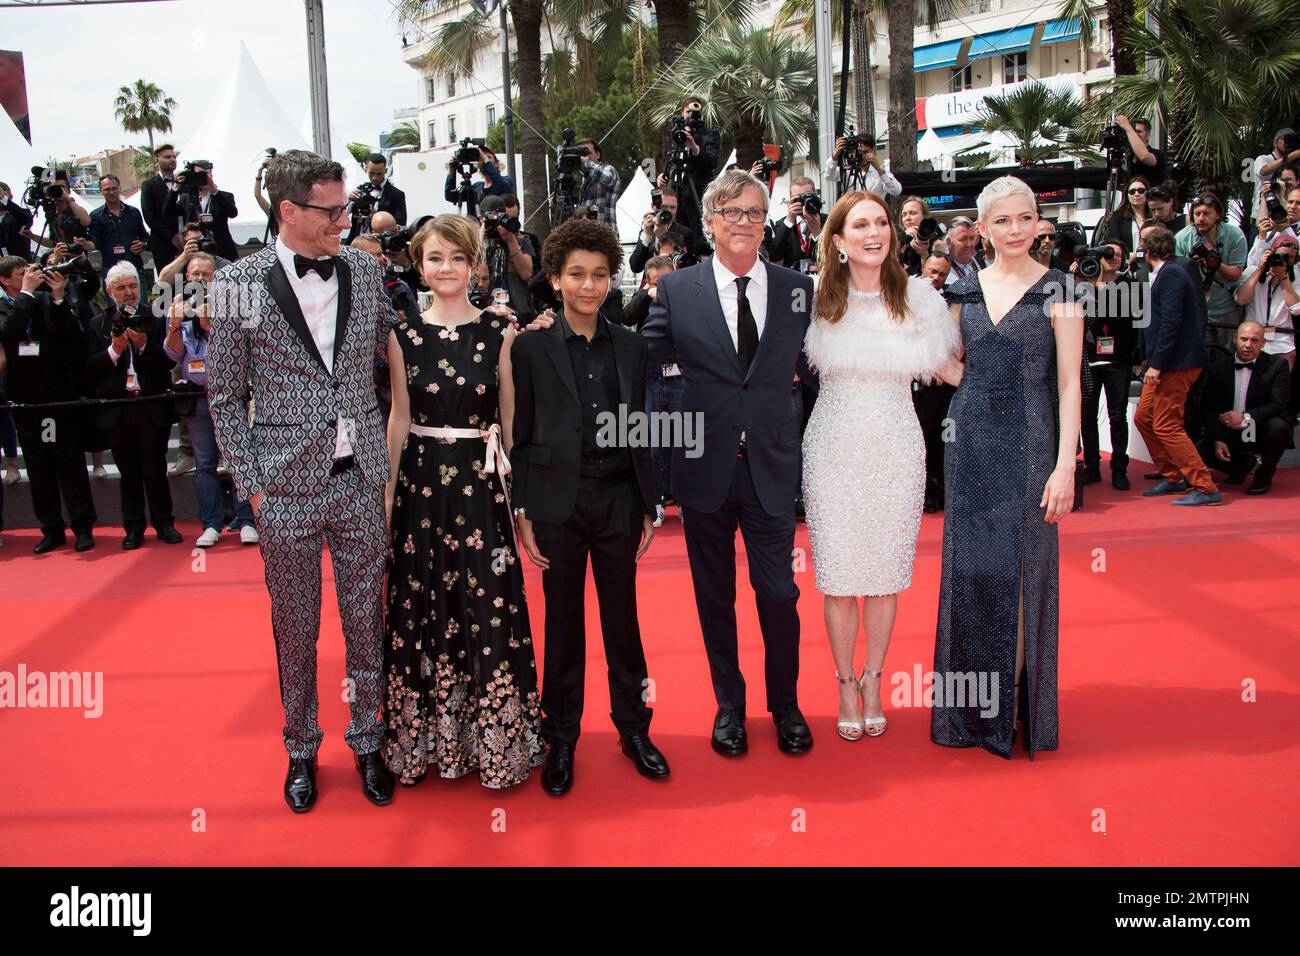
{"left": 1195, "top": 320, "right": 1294, "bottom": 495}
{"left": 85, "top": 262, "right": 183, "bottom": 548}
{"left": 627, "top": 185, "right": 705, "bottom": 275}
{"left": 0, "top": 255, "right": 96, "bottom": 552}
{"left": 642, "top": 169, "right": 816, "bottom": 757}
{"left": 0, "top": 182, "right": 34, "bottom": 260}
{"left": 510, "top": 218, "right": 666, "bottom": 796}
{"left": 656, "top": 97, "right": 721, "bottom": 235}
{"left": 165, "top": 162, "right": 240, "bottom": 262}
{"left": 347, "top": 153, "right": 406, "bottom": 243}
{"left": 140, "top": 144, "right": 182, "bottom": 272}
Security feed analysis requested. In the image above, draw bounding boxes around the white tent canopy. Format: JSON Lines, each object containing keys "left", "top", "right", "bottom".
{"left": 175, "top": 41, "right": 309, "bottom": 244}
{"left": 615, "top": 166, "right": 653, "bottom": 245}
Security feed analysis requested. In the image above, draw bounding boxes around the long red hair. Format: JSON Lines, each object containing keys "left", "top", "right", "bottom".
{"left": 814, "top": 191, "right": 910, "bottom": 325}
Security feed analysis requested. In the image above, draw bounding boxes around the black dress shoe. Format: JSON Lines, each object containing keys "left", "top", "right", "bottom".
{"left": 1111, "top": 472, "right": 1131, "bottom": 491}
{"left": 1223, "top": 472, "right": 1248, "bottom": 485}
{"left": 155, "top": 525, "right": 184, "bottom": 544}
{"left": 1246, "top": 479, "right": 1272, "bottom": 496}
{"left": 74, "top": 531, "right": 95, "bottom": 552}
{"left": 541, "top": 740, "right": 574, "bottom": 795}
{"left": 122, "top": 530, "right": 144, "bottom": 550}
{"left": 772, "top": 706, "right": 814, "bottom": 754}
{"left": 33, "top": 532, "right": 66, "bottom": 555}
{"left": 620, "top": 732, "right": 670, "bottom": 779}
{"left": 1081, "top": 468, "right": 1102, "bottom": 485}
{"left": 284, "top": 757, "right": 317, "bottom": 813}
{"left": 356, "top": 751, "right": 395, "bottom": 805}
{"left": 711, "top": 707, "right": 748, "bottom": 756}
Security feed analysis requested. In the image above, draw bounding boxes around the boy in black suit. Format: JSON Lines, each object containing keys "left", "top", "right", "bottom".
{"left": 509, "top": 218, "right": 668, "bottom": 795}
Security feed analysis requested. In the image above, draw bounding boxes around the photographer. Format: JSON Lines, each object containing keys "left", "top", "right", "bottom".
{"left": 631, "top": 253, "right": 680, "bottom": 527}
{"left": 1234, "top": 234, "right": 1298, "bottom": 372}
{"left": 165, "top": 161, "right": 239, "bottom": 262}
{"left": 628, "top": 186, "right": 702, "bottom": 274}
{"left": 1114, "top": 115, "right": 1166, "bottom": 185}
{"left": 1248, "top": 183, "right": 1300, "bottom": 267}
{"left": 479, "top": 195, "right": 536, "bottom": 317}
{"left": 657, "top": 98, "right": 721, "bottom": 235}
{"left": 346, "top": 153, "right": 407, "bottom": 243}
{"left": 828, "top": 132, "right": 901, "bottom": 198}
{"left": 899, "top": 196, "right": 941, "bottom": 276}
{"left": 1078, "top": 240, "right": 1141, "bottom": 490}
{"left": 156, "top": 221, "right": 233, "bottom": 289}
{"left": 350, "top": 232, "right": 419, "bottom": 323}
{"left": 443, "top": 142, "right": 514, "bottom": 209}
{"left": 502, "top": 194, "right": 541, "bottom": 275}
{"left": 87, "top": 174, "right": 148, "bottom": 279}
{"left": 1146, "top": 183, "right": 1186, "bottom": 234}
{"left": 23, "top": 178, "right": 92, "bottom": 253}
{"left": 1175, "top": 193, "right": 1247, "bottom": 350}
{"left": 767, "top": 177, "right": 823, "bottom": 273}
{"left": 1031, "top": 220, "right": 1068, "bottom": 272}
{"left": 1251, "top": 128, "right": 1300, "bottom": 238}
{"left": 626, "top": 253, "right": 675, "bottom": 332}
{"left": 253, "top": 151, "right": 279, "bottom": 240}
{"left": 0, "top": 182, "right": 34, "bottom": 259}
{"left": 0, "top": 255, "right": 97, "bottom": 553}
{"left": 163, "top": 251, "right": 257, "bottom": 548}
{"left": 573, "top": 137, "right": 621, "bottom": 231}
{"left": 943, "top": 216, "right": 984, "bottom": 285}
{"left": 140, "top": 144, "right": 182, "bottom": 268}
{"left": 85, "top": 262, "right": 182, "bottom": 548}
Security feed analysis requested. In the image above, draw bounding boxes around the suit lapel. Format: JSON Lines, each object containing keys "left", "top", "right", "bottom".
{"left": 266, "top": 258, "right": 328, "bottom": 373}
{"left": 333, "top": 254, "right": 351, "bottom": 370}
{"left": 613, "top": 326, "right": 632, "bottom": 407}
{"left": 543, "top": 319, "right": 580, "bottom": 404}
{"left": 697, "top": 258, "right": 743, "bottom": 379}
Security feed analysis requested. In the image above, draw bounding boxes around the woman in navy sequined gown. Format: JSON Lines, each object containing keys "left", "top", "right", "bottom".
{"left": 931, "top": 177, "right": 1084, "bottom": 759}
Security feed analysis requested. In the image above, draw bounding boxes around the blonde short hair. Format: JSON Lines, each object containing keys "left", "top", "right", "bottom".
{"left": 409, "top": 213, "right": 482, "bottom": 266}
{"left": 701, "top": 169, "right": 769, "bottom": 222}
{"left": 976, "top": 175, "right": 1037, "bottom": 221}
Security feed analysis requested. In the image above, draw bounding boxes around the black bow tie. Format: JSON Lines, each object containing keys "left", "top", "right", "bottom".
{"left": 293, "top": 254, "right": 336, "bottom": 281}
{"left": 1234, "top": 361, "right": 1255, "bottom": 370}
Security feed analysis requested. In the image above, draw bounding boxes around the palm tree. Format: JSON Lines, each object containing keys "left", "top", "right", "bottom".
{"left": 112, "top": 80, "right": 176, "bottom": 153}
{"left": 1054, "top": 0, "right": 1136, "bottom": 76}
{"left": 958, "top": 81, "right": 1101, "bottom": 169}
{"left": 386, "top": 121, "right": 421, "bottom": 150}
{"left": 1098, "top": 0, "right": 1300, "bottom": 208}
{"left": 775, "top": 0, "right": 958, "bottom": 175}
{"left": 651, "top": 23, "right": 818, "bottom": 170}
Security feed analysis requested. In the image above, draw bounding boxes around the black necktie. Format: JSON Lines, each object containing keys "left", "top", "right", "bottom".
{"left": 1234, "top": 361, "right": 1255, "bottom": 370}
{"left": 735, "top": 276, "right": 758, "bottom": 371}
{"left": 294, "top": 254, "right": 336, "bottom": 281}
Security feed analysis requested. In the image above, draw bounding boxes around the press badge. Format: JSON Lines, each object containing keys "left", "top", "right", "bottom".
{"left": 1263, "top": 326, "right": 1277, "bottom": 341}
{"left": 113, "top": 245, "right": 126, "bottom": 256}
{"left": 125, "top": 373, "right": 138, "bottom": 390}
{"left": 1096, "top": 336, "right": 1116, "bottom": 356}
{"left": 18, "top": 341, "right": 40, "bottom": 357}
{"left": 187, "top": 359, "right": 206, "bottom": 375}
{"left": 200, "top": 213, "right": 214, "bottom": 225}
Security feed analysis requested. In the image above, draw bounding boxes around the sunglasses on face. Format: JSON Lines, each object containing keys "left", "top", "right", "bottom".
{"left": 1128, "top": 187, "right": 1147, "bottom": 195}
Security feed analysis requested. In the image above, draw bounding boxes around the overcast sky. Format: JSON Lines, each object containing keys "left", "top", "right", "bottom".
{"left": 3, "top": 0, "right": 417, "bottom": 161}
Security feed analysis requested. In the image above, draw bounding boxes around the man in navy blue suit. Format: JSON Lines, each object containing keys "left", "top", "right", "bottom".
{"left": 642, "top": 169, "right": 816, "bottom": 756}
{"left": 1135, "top": 226, "right": 1220, "bottom": 505}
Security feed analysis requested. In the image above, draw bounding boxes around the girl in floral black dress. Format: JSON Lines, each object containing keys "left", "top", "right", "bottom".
{"left": 381, "top": 214, "right": 543, "bottom": 788}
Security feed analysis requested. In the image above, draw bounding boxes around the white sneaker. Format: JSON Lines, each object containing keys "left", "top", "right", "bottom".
{"left": 92, "top": 465, "right": 108, "bottom": 479}
{"left": 169, "top": 453, "right": 196, "bottom": 476}
{"left": 196, "top": 527, "right": 221, "bottom": 548}
{"left": 239, "top": 526, "right": 260, "bottom": 545}
{"left": 653, "top": 504, "right": 665, "bottom": 528}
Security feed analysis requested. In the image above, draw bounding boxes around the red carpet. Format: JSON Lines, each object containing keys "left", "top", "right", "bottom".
{"left": 2, "top": 474, "right": 1298, "bottom": 866}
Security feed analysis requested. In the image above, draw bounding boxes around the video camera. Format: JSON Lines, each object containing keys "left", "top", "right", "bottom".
{"left": 23, "top": 166, "right": 71, "bottom": 207}
{"left": 174, "top": 160, "right": 212, "bottom": 195}
{"left": 454, "top": 137, "right": 487, "bottom": 167}
{"left": 556, "top": 128, "right": 589, "bottom": 176}
{"left": 1075, "top": 245, "right": 1119, "bottom": 279}
{"left": 839, "top": 126, "right": 874, "bottom": 168}
{"left": 1100, "top": 124, "right": 1126, "bottom": 171}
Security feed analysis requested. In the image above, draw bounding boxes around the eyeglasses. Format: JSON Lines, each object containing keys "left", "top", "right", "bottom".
{"left": 289, "top": 199, "right": 350, "bottom": 222}
{"left": 715, "top": 206, "right": 767, "bottom": 224}
{"left": 1127, "top": 187, "right": 1147, "bottom": 195}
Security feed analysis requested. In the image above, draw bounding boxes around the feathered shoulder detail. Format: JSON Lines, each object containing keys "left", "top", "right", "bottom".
{"left": 804, "top": 277, "right": 962, "bottom": 383}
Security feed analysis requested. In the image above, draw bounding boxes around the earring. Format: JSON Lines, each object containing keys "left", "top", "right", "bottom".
{"left": 838, "top": 247, "right": 848, "bottom": 263}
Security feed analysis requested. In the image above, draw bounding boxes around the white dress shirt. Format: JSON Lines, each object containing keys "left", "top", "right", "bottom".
{"left": 275, "top": 236, "right": 352, "bottom": 458}
{"left": 712, "top": 254, "right": 768, "bottom": 351}
{"left": 1233, "top": 356, "right": 1253, "bottom": 414}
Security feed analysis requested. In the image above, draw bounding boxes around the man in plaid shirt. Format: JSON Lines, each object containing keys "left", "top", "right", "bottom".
{"left": 575, "top": 138, "right": 622, "bottom": 231}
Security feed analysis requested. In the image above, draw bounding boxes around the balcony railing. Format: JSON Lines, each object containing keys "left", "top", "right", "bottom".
{"left": 917, "top": 0, "right": 1053, "bottom": 27}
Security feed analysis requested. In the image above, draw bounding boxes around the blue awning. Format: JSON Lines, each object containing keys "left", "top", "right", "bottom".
{"left": 1041, "top": 18, "right": 1082, "bottom": 45}
{"left": 967, "top": 24, "right": 1036, "bottom": 59}
{"left": 917, "top": 125, "right": 977, "bottom": 140}
{"left": 915, "top": 38, "right": 964, "bottom": 73}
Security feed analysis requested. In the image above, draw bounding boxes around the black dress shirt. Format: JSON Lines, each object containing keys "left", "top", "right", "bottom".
{"left": 559, "top": 309, "right": 632, "bottom": 480}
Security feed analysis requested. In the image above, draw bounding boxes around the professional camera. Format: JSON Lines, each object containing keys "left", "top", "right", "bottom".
{"left": 1264, "top": 251, "right": 1295, "bottom": 279}
{"left": 1100, "top": 124, "right": 1126, "bottom": 170}
{"left": 1282, "top": 129, "right": 1300, "bottom": 155}
{"left": 454, "top": 137, "right": 487, "bottom": 166}
{"left": 43, "top": 251, "right": 87, "bottom": 277}
{"left": 1075, "top": 245, "right": 1118, "bottom": 279}
{"left": 916, "top": 217, "right": 942, "bottom": 242}
{"left": 649, "top": 191, "right": 674, "bottom": 227}
{"left": 174, "top": 160, "right": 212, "bottom": 194}
{"left": 468, "top": 288, "right": 492, "bottom": 309}
{"left": 186, "top": 283, "right": 209, "bottom": 338}
{"left": 756, "top": 157, "right": 782, "bottom": 178}
{"left": 791, "top": 191, "right": 823, "bottom": 218}
{"left": 483, "top": 209, "right": 521, "bottom": 235}
{"left": 1263, "top": 181, "right": 1288, "bottom": 224}
{"left": 109, "top": 306, "right": 150, "bottom": 338}
{"left": 840, "top": 126, "right": 874, "bottom": 168}
{"left": 353, "top": 180, "right": 382, "bottom": 213}
{"left": 570, "top": 202, "right": 600, "bottom": 221}
{"left": 377, "top": 227, "right": 413, "bottom": 258}
{"left": 671, "top": 249, "right": 699, "bottom": 270}
{"left": 556, "top": 128, "right": 589, "bottom": 175}
{"left": 23, "top": 166, "right": 71, "bottom": 207}
{"left": 1188, "top": 241, "right": 1223, "bottom": 273}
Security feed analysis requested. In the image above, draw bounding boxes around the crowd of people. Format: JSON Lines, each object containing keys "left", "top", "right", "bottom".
{"left": 0, "top": 107, "right": 1295, "bottom": 808}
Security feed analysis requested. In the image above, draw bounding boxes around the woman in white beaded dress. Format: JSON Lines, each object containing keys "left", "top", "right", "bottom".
{"left": 802, "top": 191, "right": 963, "bottom": 741}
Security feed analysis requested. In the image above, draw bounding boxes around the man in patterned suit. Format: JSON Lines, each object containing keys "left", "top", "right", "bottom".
{"left": 206, "top": 150, "right": 396, "bottom": 813}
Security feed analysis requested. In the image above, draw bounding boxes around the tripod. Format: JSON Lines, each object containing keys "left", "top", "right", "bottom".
{"left": 450, "top": 162, "right": 479, "bottom": 218}
{"left": 548, "top": 167, "right": 582, "bottom": 230}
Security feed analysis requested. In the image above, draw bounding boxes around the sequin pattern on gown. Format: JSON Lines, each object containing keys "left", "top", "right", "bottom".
{"left": 381, "top": 313, "right": 545, "bottom": 788}
{"left": 802, "top": 278, "right": 961, "bottom": 596}
{"left": 931, "top": 269, "right": 1066, "bottom": 759}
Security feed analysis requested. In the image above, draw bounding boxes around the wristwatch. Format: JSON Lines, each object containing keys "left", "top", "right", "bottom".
{"left": 512, "top": 507, "right": 526, "bottom": 518}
